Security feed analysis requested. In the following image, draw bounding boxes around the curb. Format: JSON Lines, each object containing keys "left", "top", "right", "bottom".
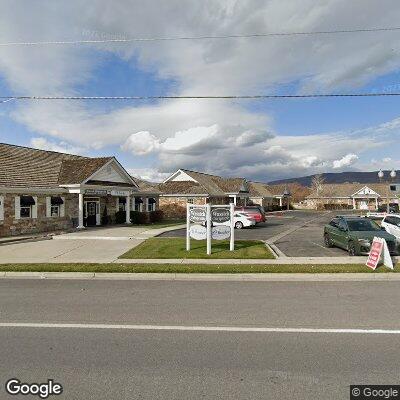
{"left": 1, "top": 272, "right": 400, "bottom": 281}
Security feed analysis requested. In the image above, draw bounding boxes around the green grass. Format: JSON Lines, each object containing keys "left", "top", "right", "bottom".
{"left": 0, "top": 263, "right": 398, "bottom": 273}
{"left": 119, "top": 238, "right": 275, "bottom": 259}
{"left": 133, "top": 219, "right": 185, "bottom": 229}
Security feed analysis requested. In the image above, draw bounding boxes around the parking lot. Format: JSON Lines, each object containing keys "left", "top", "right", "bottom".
{"left": 159, "top": 210, "right": 358, "bottom": 257}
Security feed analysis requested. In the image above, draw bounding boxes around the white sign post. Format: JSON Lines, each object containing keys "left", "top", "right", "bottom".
{"left": 186, "top": 202, "right": 235, "bottom": 254}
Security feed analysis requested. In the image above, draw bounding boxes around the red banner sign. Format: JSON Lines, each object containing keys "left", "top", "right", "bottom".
{"left": 366, "top": 238, "right": 384, "bottom": 270}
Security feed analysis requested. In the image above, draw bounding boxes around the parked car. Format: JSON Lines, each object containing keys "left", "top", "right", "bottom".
{"left": 381, "top": 214, "right": 400, "bottom": 242}
{"left": 324, "top": 216, "right": 398, "bottom": 256}
{"left": 211, "top": 211, "right": 256, "bottom": 229}
{"left": 234, "top": 206, "right": 266, "bottom": 223}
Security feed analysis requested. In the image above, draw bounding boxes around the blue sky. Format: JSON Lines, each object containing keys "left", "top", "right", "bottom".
{"left": 0, "top": 0, "right": 399, "bottom": 182}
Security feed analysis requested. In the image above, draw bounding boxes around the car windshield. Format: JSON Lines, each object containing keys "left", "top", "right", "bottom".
{"left": 347, "top": 219, "right": 381, "bottom": 232}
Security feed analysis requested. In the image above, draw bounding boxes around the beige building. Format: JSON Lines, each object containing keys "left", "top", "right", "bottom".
{"left": 306, "top": 183, "right": 400, "bottom": 210}
{"left": 0, "top": 143, "right": 159, "bottom": 237}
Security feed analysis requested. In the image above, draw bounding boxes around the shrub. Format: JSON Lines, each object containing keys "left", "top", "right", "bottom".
{"left": 149, "top": 209, "right": 164, "bottom": 223}
{"left": 115, "top": 210, "right": 126, "bottom": 224}
{"left": 130, "top": 211, "right": 149, "bottom": 224}
{"left": 160, "top": 203, "right": 186, "bottom": 219}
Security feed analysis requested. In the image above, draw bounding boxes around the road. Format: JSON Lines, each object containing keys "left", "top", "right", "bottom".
{"left": 1, "top": 278, "right": 400, "bottom": 399}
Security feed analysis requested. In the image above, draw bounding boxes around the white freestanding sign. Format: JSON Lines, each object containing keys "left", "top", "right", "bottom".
{"left": 186, "top": 202, "right": 235, "bottom": 255}
{"left": 366, "top": 237, "right": 394, "bottom": 270}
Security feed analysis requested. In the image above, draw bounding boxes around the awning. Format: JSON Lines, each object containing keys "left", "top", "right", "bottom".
{"left": 118, "top": 197, "right": 126, "bottom": 204}
{"left": 148, "top": 197, "right": 156, "bottom": 204}
{"left": 51, "top": 196, "right": 64, "bottom": 205}
{"left": 135, "top": 197, "right": 143, "bottom": 204}
{"left": 20, "top": 196, "right": 35, "bottom": 206}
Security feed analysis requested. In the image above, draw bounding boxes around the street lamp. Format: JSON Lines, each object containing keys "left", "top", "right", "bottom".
{"left": 283, "top": 187, "right": 291, "bottom": 211}
{"left": 378, "top": 169, "right": 397, "bottom": 213}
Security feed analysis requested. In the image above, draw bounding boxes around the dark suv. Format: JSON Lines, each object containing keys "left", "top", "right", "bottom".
{"left": 324, "top": 216, "right": 398, "bottom": 256}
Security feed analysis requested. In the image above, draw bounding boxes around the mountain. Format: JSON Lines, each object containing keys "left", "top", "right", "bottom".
{"left": 268, "top": 170, "right": 400, "bottom": 187}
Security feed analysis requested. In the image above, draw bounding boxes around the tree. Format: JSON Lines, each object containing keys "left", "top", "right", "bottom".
{"left": 311, "top": 174, "right": 325, "bottom": 196}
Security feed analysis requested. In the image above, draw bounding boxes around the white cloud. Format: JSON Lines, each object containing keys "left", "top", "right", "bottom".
{"left": 121, "top": 131, "right": 160, "bottom": 155}
{"left": 332, "top": 153, "right": 359, "bottom": 169}
{"left": 1, "top": 0, "right": 400, "bottom": 180}
{"left": 128, "top": 168, "right": 169, "bottom": 183}
{"left": 30, "top": 137, "right": 84, "bottom": 155}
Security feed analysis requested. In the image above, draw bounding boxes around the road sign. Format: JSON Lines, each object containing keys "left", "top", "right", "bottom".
{"left": 212, "top": 225, "right": 231, "bottom": 240}
{"left": 189, "top": 208, "right": 206, "bottom": 223}
{"left": 211, "top": 208, "right": 230, "bottom": 223}
{"left": 189, "top": 224, "right": 207, "bottom": 240}
{"left": 366, "top": 237, "right": 394, "bottom": 270}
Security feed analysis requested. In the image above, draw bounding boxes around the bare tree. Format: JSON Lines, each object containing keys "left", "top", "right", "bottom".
{"left": 311, "top": 174, "right": 325, "bottom": 196}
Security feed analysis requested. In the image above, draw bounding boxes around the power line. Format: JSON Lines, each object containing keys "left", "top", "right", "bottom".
{"left": 1, "top": 93, "right": 400, "bottom": 101}
{"left": 1, "top": 27, "right": 400, "bottom": 47}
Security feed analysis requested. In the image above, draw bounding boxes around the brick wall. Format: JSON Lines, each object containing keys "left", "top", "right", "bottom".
{"left": 0, "top": 193, "right": 77, "bottom": 237}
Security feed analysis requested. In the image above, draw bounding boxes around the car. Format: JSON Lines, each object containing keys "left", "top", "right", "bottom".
{"left": 215, "top": 211, "right": 256, "bottom": 229}
{"left": 381, "top": 214, "right": 400, "bottom": 242}
{"left": 323, "top": 216, "right": 398, "bottom": 256}
{"left": 234, "top": 206, "right": 266, "bottom": 223}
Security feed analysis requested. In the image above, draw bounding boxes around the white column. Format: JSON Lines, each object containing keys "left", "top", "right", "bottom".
{"left": 352, "top": 198, "right": 356, "bottom": 210}
{"left": 144, "top": 197, "right": 149, "bottom": 212}
{"left": 186, "top": 203, "right": 190, "bottom": 251}
{"left": 78, "top": 192, "right": 85, "bottom": 229}
{"left": 206, "top": 203, "right": 211, "bottom": 255}
{"left": 244, "top": 197, "right": 247, "bottom": 206}
{"left": 279, "top": 197, "right": 283, "bottom": 207}
{"left": 125, "top": 195, "right": 131, "bottom": 224}
{"left": 230, "top": 202, "right": 235, "bottom": 251}
{"left": 375, "top": 198, "right": 379, "bottom": 210}
{"left": 233, "top": 195, "right": 237, "bottom": 206}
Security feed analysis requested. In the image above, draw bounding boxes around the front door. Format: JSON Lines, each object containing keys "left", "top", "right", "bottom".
{"left": 359, "top": 200, "right": 368, "bottom": 210}
{"left": 85, "top": 201, "right": 98, "bottom": 226}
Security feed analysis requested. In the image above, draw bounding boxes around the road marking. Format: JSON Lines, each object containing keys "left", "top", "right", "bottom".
{"left": 1, "top": 323, "right": 400, "bottom": 334}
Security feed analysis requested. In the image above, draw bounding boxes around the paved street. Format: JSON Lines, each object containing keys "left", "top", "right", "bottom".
{"left": 160, "top": 210, "right": 358, "bottom": 257}
{"left": 1, "top": 278, "right": 400, "bottom": 399}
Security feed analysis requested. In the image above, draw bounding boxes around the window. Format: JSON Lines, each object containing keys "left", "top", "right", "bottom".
{"left": 329, "top": 218, "right": 339, "bottom": 228}
{"left": 118, "top": 197, "right": 126, "bottom": 212}
{"left": 48, "top": 196, "right": 64, "bottom": 218}
{"left": 147, "top": 198, "right": 156, "bottom": 212}
{"left": 20, "top": 196, "right": 35, "bottom": 219}
{"left": 338, "top": 220, "right": 348, "bottom": 231}
{"left": 134, "top": 197, "right": 143, "bottom": 211}
{"left": 385, "top": 216, "right": 400, "bottom": 226}
{"left": 187, "top": 198, "right": 194, "bottom": 204}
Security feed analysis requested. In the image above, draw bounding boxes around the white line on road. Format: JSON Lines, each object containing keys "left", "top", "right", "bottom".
{"left": 1, "top": 322, "right": 400, "bottom": 334}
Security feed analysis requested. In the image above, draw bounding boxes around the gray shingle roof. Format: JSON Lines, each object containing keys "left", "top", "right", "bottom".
{"left": 307, "top": 183, "right": 394, "bottom": 198}
{"left": 0, "top": 143, "right": 122, "bottom": 189}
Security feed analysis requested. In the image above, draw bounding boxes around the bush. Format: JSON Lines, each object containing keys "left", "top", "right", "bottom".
{"left": 149, "top": 210, "right": 164, "bottom": 223}
{"left": 130, "top": 211, "right": 149, "bottom": 224}
{"left": 160, "top": 203, "right": 186, "bottom": 219}
{"left": 115, "top": 210, "right": 126, "bottom": 224}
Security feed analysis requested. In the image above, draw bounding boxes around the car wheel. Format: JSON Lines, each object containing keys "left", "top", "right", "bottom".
{"left": 324, "top": 234, "right": 333, "bottom": 248}
{"left": 235, "top": 221, "right": 244, "bottom": 229}
{"left": 348, "top": 241, "right": 357, "bottom": 256}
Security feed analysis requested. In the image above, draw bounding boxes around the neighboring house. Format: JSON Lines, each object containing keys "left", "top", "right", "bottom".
{"left": 0, "top": 143, "right": 158, "bottom": 237}
{"left": 306, "top": 183, "right": 400, "bottom": 210}
{"left": 158, "top": 169, "right": 250, "bottom": 217}
{"left": 247, "top": 181, "right": 275, "bottom": 209}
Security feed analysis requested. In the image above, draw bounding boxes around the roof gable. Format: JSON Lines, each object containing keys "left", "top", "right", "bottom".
{"left": 352, "top": 186, "right": 380, "bottom": 196}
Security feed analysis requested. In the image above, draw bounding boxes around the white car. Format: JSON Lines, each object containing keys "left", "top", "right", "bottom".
{"left": 381, "top": 214, "right": 400, "bottom": 241}
{"left": 218, "top": 212, "right": 256, "bottom": 229}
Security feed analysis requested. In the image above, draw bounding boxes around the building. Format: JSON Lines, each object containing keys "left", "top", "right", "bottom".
{"left": 306, "top": 183, "right": 400, "bottom": 210}
{"left": 158, "top": 169, "right": 250, "bottom": 218}
{"left": 0, "top": 143, "right": 158, "bottom": 237}
{"left": 247, "top": 181, "right": 275, "bottom": 209}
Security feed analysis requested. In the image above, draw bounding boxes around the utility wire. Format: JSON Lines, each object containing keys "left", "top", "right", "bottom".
{"left": 1, "top": 27, "right": 400, "bottom": 46}
{"left": 1, "top": 93, "right": 400, "bottom": 101}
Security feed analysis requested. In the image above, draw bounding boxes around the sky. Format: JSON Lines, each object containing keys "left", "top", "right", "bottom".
{"left": 0, "top": 0, "right": 400, "bottom": 182}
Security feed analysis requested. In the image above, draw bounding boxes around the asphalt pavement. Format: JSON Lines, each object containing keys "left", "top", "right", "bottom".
{"left": 159, "top": 210, "right": 351, "bottom": 257}
{"left": 1, "top": 278, "right": 400, "bottom": 399}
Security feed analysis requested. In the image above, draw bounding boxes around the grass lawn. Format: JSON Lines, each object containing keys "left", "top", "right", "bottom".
{"left": 119, "top": 238, "right": 275, "bottom": 259}
{"left": 0, "top": 263, "right": 398, "bottom": 273}
{"left": 133, "top": 219, "right": 185, "bottom": 229}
